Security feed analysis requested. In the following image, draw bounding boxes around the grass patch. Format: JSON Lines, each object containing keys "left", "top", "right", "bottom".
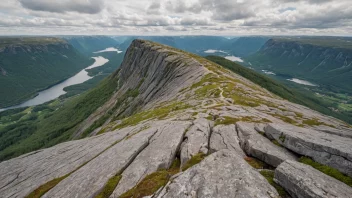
{"left": 302, "top": 118, "right": 335, "bottom": 128}
{"left": 182, "top": 153, "right": 207, "bottom": 171}
{"left": 113, "top": 102, "right": 190, "bottom": 130}
{"left": 244, "top": 157, "right": 273, "bottom": 169}
{"left": 272, "top": 140, "right": 283, "bottom": 147}
{"left": 25, "top": 174, "right": 69, "bottom": 198}
{"left": 260, "top": 170, "right": 288, "bottom": 197}
{"left": 95, "top": 175, "right": 122, "bottom": 198}
{"left": 214, "top": 116, "right": 271, "bottom": 126}
{"left": 299, "top": 157, "right": 352, "bottom": 187}
{"left": 120, "top": 158, "right": 181, "bottom": 198}
{"left": 279, "top": 134, "right": 286, "bottom": 143}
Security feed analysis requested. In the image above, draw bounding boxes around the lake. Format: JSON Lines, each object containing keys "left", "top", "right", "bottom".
{"left": 0, "top": 56, "right": 109, "bottom": 112}
{"left": 288, "top": 78, "right": 318, "bottom": 86}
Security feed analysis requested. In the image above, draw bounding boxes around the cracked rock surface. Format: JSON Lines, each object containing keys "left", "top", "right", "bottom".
{"left": 180, "top": 118, "right": 213, "bottom": 167}
{"left": 110, "top": 121, "right": 191, "bottom": 197}
{"left": 209, "top": 124, "right": 246, "bottom": 157}
{"left": 275, "top": 160, "right": 352, "bottom": 198}
{"left": 43, "top": 127, "right": 157, "bottom": 198}
{"left": 0, "top": 129, "right": 130, "bottom": 198}
{"left": 237, "top": 122, "right": 297, "bottom": 167}
{"left": 265, "top": 123, "right": 352, "bottom": 177}
{"left": 156, "top": 150, "right": 279, "bottom": 198}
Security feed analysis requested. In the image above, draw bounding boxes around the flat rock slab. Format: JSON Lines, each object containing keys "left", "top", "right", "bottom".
{"left": 156, "top": 150, "right": 279, "bottom": 198}
{"left": 237, "top": 122, "right": 297, "bottom": 167}
{"left": 209, "top": 124, "right": 246, "bottom": 157}
{"left": 0, "top": 128, "right": 131, "bottom": 198}
{"left": 43, "top": 127, "right": 158, "bottom": 198}
{"left": 110, "top": 121, "right": 191, "bottom": 197}
{"left": 180, "top": 118, "right": 213, "bottom": 167}
{"left": 311, "top": 125, "right": 352, "bottom": 138}
{"left": 265, "top": 123, "right": 352, "bottom": 177}
{"left": 275, "top": 160, "right": 352, "bottom": 198}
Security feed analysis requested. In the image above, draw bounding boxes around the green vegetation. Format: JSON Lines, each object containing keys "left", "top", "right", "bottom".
{"left": 206, "top": 56, "right": 352, "bottom": 125}
{"left": 182, "top": 153, "right": 207, "bottom": 171}
{"left": 112, "top": 102, "right": 190, "bottom": 131}
{"left": 272, "top": 140, "right": 283, "bottom": 147}
{"left": 299, "top": 157, "right": 352, "bottom": 187}
{"left": 244, "top": 157, "right": 273, "bottom": 170}
{"left": 25, "top": 174, "right": 69, "bottom": 198}
{"left": 95, "top": 175, "right": 122, "bottom": 198}
{"left": 214, "top": 116, "right": 271, "bottom": 126}
{"left": 0, "top": 37, "right": 93, "bottom": 108}
{"left": 279, "top": 134, "right": 286, "bottom": 143}
{"left": 0, "top": 74, "right": 119, "bottom": 161}
{"left": 259, "top": 170, "right": 288, "bottom": 197}
{"left": 120, "top": 158, "right": 181, "bottom": 198}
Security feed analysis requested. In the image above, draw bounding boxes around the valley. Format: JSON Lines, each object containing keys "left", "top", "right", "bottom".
{"left": 1, "top": 39, "right": 351, "bottom": 198}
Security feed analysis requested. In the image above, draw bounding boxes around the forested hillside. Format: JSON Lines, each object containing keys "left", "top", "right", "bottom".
{"left": 0, "top": 37, "right": 93, "bottom": 108}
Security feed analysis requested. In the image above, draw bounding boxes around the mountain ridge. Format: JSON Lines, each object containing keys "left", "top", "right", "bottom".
{"left": 0, "top": 39, "right": 351, "bottom": 198}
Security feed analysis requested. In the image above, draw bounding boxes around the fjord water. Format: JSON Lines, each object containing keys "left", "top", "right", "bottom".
{"left": 0, "top": 56, "right": 109, "bottom": 112}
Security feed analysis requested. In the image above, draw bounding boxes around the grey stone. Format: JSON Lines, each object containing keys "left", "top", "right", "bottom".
{"left": 0, "top": 129, "right": 131, "bottom": 198}
{"left": 312, "top": 125, "right": 352, "bottom": 138}
{"left": 275, "top": 160, "right": 352, "bottom": 198}
{"left": 209, "top": 124, "right": 246, "bottom": 157}
{"left": 265, "top": 123, "right": 352, "bottom": 177}
{"left": 180, "top": 118, "right": 213, "bottom": 167}
{"left": 110, "top": 121, "right": 191, "bottom": 197}
{"left": 43, "top": 127, "right": 158, "bottom": 198}
{"left": 237, "top": 122, "right": 297, "bottom": 167}
{"left": 156, "top": 150, "right": 279, "bottom": 198}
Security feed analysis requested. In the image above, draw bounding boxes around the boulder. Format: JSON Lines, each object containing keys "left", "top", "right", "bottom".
{"left": 43, "top": 127, "right": 158, "bottom": 198}
{"left": 237, "top": 122, "right": 297, "bottom": 167}
{"left": 0, "top": 127, "right": 131, "bottom": 198}
{"left": 275, "top": 160, "right": 352, "bottom": 198}
{"left": 110, "top": 121, "right": 191, "bottom": 197}
{"left": 209, "top": 124, "right": 246, "bottom": 157}
{"left": 180, "top": 118, "right": 213, "bottom": 167}
{"left": 265, "top": 123, "right": 352, "bottom": 177}
{"left": 156, "top": 150, "right": 279, "bottom": 198}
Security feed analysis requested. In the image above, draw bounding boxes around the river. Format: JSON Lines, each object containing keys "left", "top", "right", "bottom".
{"left": 0, "top": 56, "right": 109, "bottom": 112}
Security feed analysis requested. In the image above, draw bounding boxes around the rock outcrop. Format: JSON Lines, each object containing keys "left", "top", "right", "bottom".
{"left": 209, "top": 124, "right": 246, "bottom": 156}
{"left": 180, "top": 118, "right": 213, "bottom": 167}
{"left": 156, "top": 150, "right": 279, "bottom": 198}
{"left": 110, "top": 121, "right": 191, "bottom": 197}
{"left": 0, "top": 39, "right": 352, "bottom": 197}
{"left": 237, "top": 122, "right": 297, "bottom": 167}
{"left": 265, "top": 123, "right": 352, "bottom": 177}
{"left": 43, "top": 127, "right": 157, "bottom": 198}
{"left": 275, "top": 160, "right": 352, "bottom": 198}
{"left": 0, "top": 129, "right": 129, "bottom": 198}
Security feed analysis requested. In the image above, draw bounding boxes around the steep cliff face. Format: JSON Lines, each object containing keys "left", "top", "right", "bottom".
{"left": 247, "top": 38, "right": 352, "bottom": 92}
{"left": 0, "top": 37, "right": 93, "bottom": 108}
{"left": 1, "top": 40, "right": 352, "bottom": 198}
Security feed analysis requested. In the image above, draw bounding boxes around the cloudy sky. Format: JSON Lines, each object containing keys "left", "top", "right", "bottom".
{"left": 0, "top": 0, "right": 351, "bottom": 35}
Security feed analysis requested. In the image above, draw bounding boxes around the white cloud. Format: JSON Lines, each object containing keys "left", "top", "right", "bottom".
{"left": 0, "top": 0, "right": 349, "bottom": 35}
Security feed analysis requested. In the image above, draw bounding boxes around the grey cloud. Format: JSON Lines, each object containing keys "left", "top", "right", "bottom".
{"left": 180, "top": 17, "right": 211, "bottom": 26}
{"left": 19, "top": 0, "right": 104, "bottom": 14}
{"left": 147, "top": 1, "right": 161, "bottom": 14}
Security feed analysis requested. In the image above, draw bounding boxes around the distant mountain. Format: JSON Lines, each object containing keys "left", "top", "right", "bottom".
{"left": 246, "top": 37, "right": 352, "bottom": 93}
{"left": 223, "top": 36, "right": 270, "bottom": 57}
{"left": 0, "top": 37, "right": 93, "bottom": 108}
{"left": 117, "top": 36, "right": 231, "bottom": 55}
{"left": 63, "top": 36, "right": 119, "bottom": 55}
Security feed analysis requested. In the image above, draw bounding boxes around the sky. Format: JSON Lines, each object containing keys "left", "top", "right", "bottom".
{"left": 0, "top": 0, "right": 351, "bottom": 36}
